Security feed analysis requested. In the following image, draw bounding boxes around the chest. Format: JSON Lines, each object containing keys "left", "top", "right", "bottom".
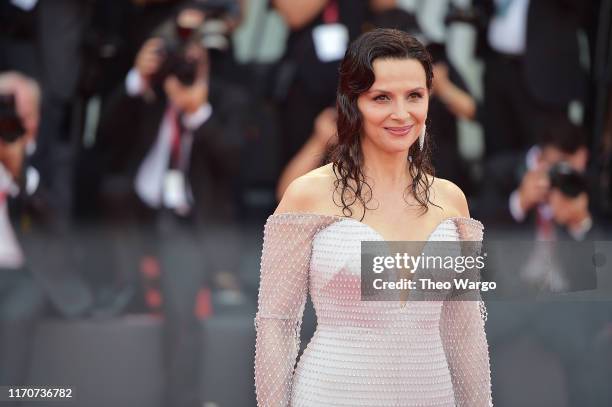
{"left": 358, "top": 211, "right": 448, "bottom": 242}
{"left": 309, "top": 219, "right": 459, "bottom": 303}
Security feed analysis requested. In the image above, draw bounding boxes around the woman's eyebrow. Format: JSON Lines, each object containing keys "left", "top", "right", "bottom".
{"left": 365, "top": 89, "right": 389, "bottom": 94}
{"left": 367, "top": 87, "right": 426, "bottom": 94}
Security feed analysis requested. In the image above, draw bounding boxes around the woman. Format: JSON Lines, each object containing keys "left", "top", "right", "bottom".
{"left": 254, "top": 29, "right": 492, "bottom": 406}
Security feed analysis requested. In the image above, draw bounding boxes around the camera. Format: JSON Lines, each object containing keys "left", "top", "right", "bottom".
{"left": 549, "top": 162, "right": 588, "bottom": 198}
{"left": 150, "top": 0, "right": 241, "bottom": 87}
{"left": 173, "top": 0, "right": 241, "bottom": 51}
{"left": 153, "top": 39, "right": 202, "bottom": 87}
{"left": 0, "top": 93, "right": 25, "bottom": 143}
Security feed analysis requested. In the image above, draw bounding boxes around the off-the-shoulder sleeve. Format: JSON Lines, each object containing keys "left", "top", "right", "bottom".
{"left": 439, "top": 218, "right": 493, "bottom": 407}
{"left": 254, "top": 213, "right": 336, "bottom": 407}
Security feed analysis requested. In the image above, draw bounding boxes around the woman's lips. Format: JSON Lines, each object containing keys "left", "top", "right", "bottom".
{"left": 384, "top": 124, "right": 414, "bottom": 136}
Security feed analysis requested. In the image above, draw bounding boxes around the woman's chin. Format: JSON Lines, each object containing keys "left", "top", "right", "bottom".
{"left": 362, "top": 133, "right": 417, "bottom": 156}
{"left": 382, "top": 138, "right": 417, "bottom": 155}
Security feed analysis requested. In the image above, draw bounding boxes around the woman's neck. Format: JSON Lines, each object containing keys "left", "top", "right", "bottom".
{"left": 361, "top": 140, "right": 412, "bottom": 189}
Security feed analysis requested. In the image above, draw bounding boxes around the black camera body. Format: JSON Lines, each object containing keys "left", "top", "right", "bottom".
{"left": 0, "top": 93, "right": 25, "bottom": 143}
{"left": 150, "top": 0, "right": 241, "bottom": 87}
{"left": 549, "top": 162, "right": 588, "bottom": 198}
{"left": 153, "top": 38, "right": 200, "bottom": 87}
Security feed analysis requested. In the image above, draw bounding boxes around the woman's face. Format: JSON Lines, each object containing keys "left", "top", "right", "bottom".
{"left": 357, "top": 58, "right": 429, "bottom": 155}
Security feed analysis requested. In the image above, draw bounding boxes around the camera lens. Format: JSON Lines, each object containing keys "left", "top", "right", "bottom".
{"left": 549, "top": 162, "right": 587, "bottom": 198}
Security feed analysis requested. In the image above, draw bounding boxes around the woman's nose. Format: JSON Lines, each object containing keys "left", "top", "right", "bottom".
{"left": 389, "top": 100, "right": 410, "bottom": 121}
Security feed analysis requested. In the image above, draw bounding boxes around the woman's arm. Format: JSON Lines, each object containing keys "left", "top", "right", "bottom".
{"left": 440, "top": 297, "right": 492, "bottom": 406}
{"left": 438, "top": 182, "right": 493, "bottom": 406}
{"left": 254, "top": 181, "right": 334, "bottom": 406}
{"left": 254, "top": 217, "right": 310, "bottom": 406}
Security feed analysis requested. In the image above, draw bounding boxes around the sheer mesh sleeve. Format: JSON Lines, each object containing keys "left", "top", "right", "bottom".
{"left": 439, "top": 218, "right": 493, "bottom": 407}
{"left": 254, "top": 213, "right": 336, "bottom": 407}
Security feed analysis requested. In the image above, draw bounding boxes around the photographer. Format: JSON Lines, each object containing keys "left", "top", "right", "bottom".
{"left": 521, "top": 165, "right": 611, "bottom": 407}
{"left": 474, "top": 118, "right": 589, "bottom": 230}
{"left": 98, "top": 27, "right": 243, "bottom": 407}
{"left": 0, "top": 71, "right": 44, "bottom": 398}
{"left": 508, "top": 121, "right": 589, "bottom": 239}
{"left": 477, "top": 118, "right": 605, "bottom": 291}
{"left": 548, "top": 162, "right": 599, "bottom": 241}
{"left": 477, "top": 118, "right": 611, "bottom": 406}
{"left": 520, "top": 163, "right": 600, "bottom": 293}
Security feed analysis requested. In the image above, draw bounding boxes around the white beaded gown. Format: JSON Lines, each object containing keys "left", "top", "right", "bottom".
{"left": 254, "top": 213, "right": 492, "bottom": 407}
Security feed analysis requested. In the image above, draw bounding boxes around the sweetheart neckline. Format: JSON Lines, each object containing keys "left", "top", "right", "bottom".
{"left": 338, "top": 217, "right": 457, "bottom": 242}
{"left": 269, "top": 212, "right": 483, "bottom": 242}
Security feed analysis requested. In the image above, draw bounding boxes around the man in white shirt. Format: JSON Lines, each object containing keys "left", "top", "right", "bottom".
{"left": 98, "top": 36, "right": 243, "bottom": 407}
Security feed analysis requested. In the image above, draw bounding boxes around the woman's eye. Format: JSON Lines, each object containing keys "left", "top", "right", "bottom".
{"left": 374, "top": 95, "right": 390, "bottom": 102}
{"left": 408, "top": 92, "right": 423, "bottom": 99}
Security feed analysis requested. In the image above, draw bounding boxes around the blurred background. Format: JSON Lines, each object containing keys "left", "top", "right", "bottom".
{"left": 0, "top": 0, "right": 611, "bottom": 406}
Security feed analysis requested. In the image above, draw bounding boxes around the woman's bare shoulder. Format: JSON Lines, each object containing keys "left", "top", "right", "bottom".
{"left": 429, "top": 175, "right": 470, "bottom": 218}
{"left": 275, "top": 163, "right": 337, "bottom": 215}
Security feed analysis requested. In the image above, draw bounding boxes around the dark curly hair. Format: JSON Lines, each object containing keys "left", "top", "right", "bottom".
{"left": 330, "top": 28, "right": 437, "bottom": 220}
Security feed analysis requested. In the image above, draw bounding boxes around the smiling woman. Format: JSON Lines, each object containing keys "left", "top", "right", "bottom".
{"left": 358, "top": 58, "right": 427, "bottom": 155}
{"left": 331, "top": 29, "right": 436, "bottom": 221}
{"left": 254, "top": 28, "right": 492, "bottom": 407}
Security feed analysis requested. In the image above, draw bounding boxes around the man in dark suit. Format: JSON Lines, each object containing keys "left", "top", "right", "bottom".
{"left": 98, "top": 36, "right": 243, "bottom": 407}
{"left": 0, "top": 0, "right": 97, "bottom": 320}
{"left": 529, "top": 168, "right": 612, "bottom": 406}
{"left": 482, "top": 137, "right": 612, "bottom": 407}
{"left": 474, "top": 118, "right": 590, "bottom": 231}
{"left": 99, "top": 36, "right": 242, "bottom": 220}
{"left": 472, "top": 0, "right": 591, "bottom": 156}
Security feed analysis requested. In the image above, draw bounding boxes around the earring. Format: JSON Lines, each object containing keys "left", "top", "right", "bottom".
{"left": 419, "top": 124, "right": 426, "bottom": 151}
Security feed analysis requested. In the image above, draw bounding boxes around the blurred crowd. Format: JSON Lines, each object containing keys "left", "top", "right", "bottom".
{"left": 1, "top": 0, "right": 612, "bottom": 406}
